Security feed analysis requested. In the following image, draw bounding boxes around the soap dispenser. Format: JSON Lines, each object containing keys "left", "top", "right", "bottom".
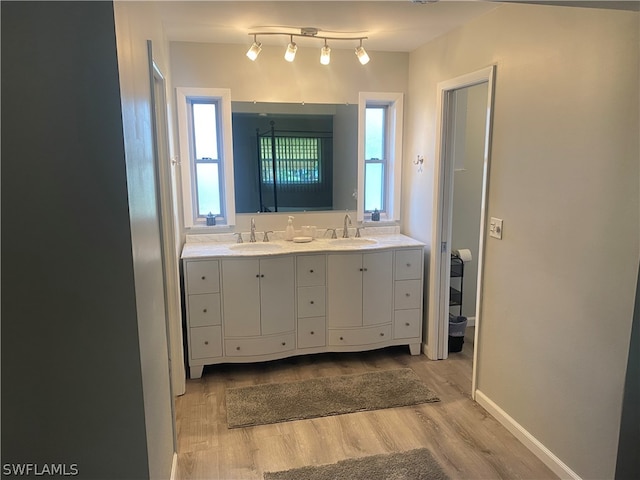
{"left": 285, "top": 216, "right": 295, "bottom": 241}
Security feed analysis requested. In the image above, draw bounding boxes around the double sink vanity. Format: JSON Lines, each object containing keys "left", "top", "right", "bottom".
{"left": 181, "top": 225, "right": 425, "bottom": 379}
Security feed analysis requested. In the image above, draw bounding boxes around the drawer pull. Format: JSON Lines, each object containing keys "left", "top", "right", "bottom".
{"left": 406, "top": 263, "right": 411, "bottom": 267}
{"left": 310, "top": 269, "right": 314, "bottom": 273}
{"left": 339, "top": 336, "right": 344, "bottom": 340}
{"left": 201, "top": 276, "right": 206, "bottom": 280}
{"left": 405, "top": 293, "right": 411, "bottom": 297}
{"left": 236, "top": 346, "right": 241, "bottom": 351}
{"left": 405, "top": 322, "right": 410, "bottom": 326}
{"left": 204, "top": 341, "right": 209, "bottom": 345}
{"left": 203, "top": 308, "right": 207, "bottom": 313}
{"left": 310, "top": 331, "right": 315, "bottom": 335}
{"left": 380, "top": 332, "right": 385, "bottom": 337}
{"left": 310, "top": 300, "right": 314, "bottom": 304}
{"left": 282, "top": 342, "right": 286, "bottom": 346}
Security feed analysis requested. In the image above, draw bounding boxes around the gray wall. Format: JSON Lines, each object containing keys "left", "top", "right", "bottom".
{"left": 405, "top": 4, "right": 639, "bottom": 478}
{"left": 1, "top": 2, "right": 151, "bottom": 477}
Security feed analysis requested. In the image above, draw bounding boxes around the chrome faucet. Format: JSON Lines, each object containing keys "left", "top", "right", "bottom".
{"left": 343, "top": 214, "right": 352, "bottom": 238}
{"left": 249, "top": 217, "right": 257, "bottom": 243}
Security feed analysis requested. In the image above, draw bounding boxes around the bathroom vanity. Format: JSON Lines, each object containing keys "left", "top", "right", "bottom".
{"left": 181, "top": 230, "right": 424, "bottom": 378}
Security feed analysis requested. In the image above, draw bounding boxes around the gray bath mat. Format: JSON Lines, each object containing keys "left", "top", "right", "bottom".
{"left": 226, "top": 368, "right": 439, "bottom": 428}
{"left": 263, "top": 448, "right": 449, "bottom": 480}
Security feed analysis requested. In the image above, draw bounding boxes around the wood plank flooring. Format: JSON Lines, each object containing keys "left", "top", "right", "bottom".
{"left": 175, "top": 329, "right": 557, "bottom": 479}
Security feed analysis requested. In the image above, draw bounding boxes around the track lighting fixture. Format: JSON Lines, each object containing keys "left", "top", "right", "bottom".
{"left": 320, "top": 39, "right": 331, "bottom": 65}
{"left": 246, "top": 28, "right": 370, "bottom": 66}
{"left": 246, "top": 35, "right": 262, "bottom": 61}
{"left": 284, "top": 36, "right": 297, "bottom": 62}
{"left": 355, "top": 39, "right": 370, "bottom": 65}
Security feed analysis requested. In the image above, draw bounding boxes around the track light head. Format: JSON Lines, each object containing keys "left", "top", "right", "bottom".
{"left": 284, "top": 36, "right": 297, "bottom": 62}
{"left": 246, "top": 36, "right": 262, "bottom": 61}
{"left": 320, "top": 40, "right": 331, "bottom": 65}
{"left": 355, "top": 41, "right": 370, "bottom": 65}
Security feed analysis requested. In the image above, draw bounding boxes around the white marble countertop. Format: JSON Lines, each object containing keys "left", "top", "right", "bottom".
{"left": 181, "top": 229, "right": 424, "bottom": 259}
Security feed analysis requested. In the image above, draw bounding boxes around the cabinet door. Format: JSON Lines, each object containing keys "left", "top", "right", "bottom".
{"left": 327, "top": 253, "right": 363, "bottom": 327}
{"left": 222, "top": 259, "right": 261, "bottom": 337}
{"left": 362, "top": 251, "right": 393, "bottom": 326}
{"left": 260, "top": 256, "right": 295, "bottom": 335}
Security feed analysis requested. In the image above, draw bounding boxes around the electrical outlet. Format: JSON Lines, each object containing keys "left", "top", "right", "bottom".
{"left": 489, "top": 217, "right": 503, "bottom": 239}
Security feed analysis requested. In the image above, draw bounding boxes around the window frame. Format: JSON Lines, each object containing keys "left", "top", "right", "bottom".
{"left": 357, "top": 92, "right": 404, "bottom": 223}
{"left": 176, "top": 87, "right": 236, "bottom": 227}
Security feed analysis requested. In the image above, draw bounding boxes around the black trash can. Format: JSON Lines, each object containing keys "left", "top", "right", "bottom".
{"left": 448, "top": 314, "right": 468, "bottom": 352}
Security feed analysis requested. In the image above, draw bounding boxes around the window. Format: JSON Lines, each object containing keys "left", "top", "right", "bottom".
{"left": 364, "top": 106, "right": 387, "bottom": 212}
{"left": 357, "top": 92, "right": 403, "bottom": 222}
{"left": 177, "top": 88, "right": 235, "bottom": 227}
{"left": 260, "top": 136, "right": 321, "bottom": 185}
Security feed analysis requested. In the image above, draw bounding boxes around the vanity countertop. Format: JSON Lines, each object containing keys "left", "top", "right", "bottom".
{"left": 181, "top": 232, "right": 424, "bottom": 259}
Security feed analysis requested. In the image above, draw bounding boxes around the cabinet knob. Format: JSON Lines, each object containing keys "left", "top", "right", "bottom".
{"left": 261, "top": 274, "right": 265, "bottom": 278}
{"left": 204, "top": 341, "right": 209, "bottom": 345}
{"left": 203, "top": 308, "right": 207, "bottom": 313}
{"left": 310, "top": 300, "right": 314, "bottom": 304}
{"left": 282, "top": 342, "right": 286, "bottom": 346}
{"left": 364, "top": 268, "right": 368, "bottom": 272}
{"left": 236, "top": 346, "right": 241, "bottom": 351}
{"left": 310, "top": 331, "right": 315, "bottom": 335}
{"left": 339, "top": 336, "right": 344, "bottom": 340}
{"left": 406, "top": 263, "right": 411, "bottom": 267}
{"left": 256, "top": 274, "right": 260, "bottom": 278}
{"left": 201, "top": 276, "right": 206, "bottom": 280}
{"left": 405, "top": 322, "right": 410, "bottom": 327}
{"left": 380, "top": 332, "right": 385, "bottom": 337}
{"left": 405, "top": 293, "right": 410, "bottom": 297}
{"left": 359, "top": 268, "right": 363, "bottom": 272}
{"left": 310, "top": 269, "right": 314, "bottom": 273}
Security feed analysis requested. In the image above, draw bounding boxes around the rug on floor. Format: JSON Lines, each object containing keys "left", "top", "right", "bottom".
{"left": 263, "top": 448, "right": 449, "bottom": 480}
{"left": 226, "top": 367, "right": 439, "bottom": 428}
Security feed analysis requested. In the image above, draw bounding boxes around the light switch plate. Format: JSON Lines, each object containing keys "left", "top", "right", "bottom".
{"left": 489, "top": 217, "right": 503, "bottom": 239}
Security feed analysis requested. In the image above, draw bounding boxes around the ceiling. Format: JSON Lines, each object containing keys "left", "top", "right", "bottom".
{"left": 156, "top": 1, "right": 502, "bottom": 53}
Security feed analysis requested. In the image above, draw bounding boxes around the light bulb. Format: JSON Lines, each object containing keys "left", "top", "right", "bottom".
{"left": 355, "top": 45, "right": 370, "bottom": 65}
{"left": 284, "top": 41, "right": 297, "bottom": 62}
{"left": 320, "top": 44, "right": 331, "bottom": 65}
{"left": 246, "top": 41, "right": 262, "bottom": 61}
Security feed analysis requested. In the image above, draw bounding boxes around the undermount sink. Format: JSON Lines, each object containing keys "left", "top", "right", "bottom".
{"left": 229, "top": 242, "right": 284, "bottom": 252}
{"left": 332, "top": 238, "right": 378, "bottom": 246}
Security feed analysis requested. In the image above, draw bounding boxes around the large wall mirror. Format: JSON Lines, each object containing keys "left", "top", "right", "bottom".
{"left": 232, "top": 102, "right": 358, "bottom": 214}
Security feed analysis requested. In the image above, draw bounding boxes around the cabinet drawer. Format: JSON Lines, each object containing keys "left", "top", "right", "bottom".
{"left": 394, "top": 279, "right": 422, "bottom": 310}
{"left": 296, "top": 255, "right": 326, "bottom": 287}
{"left": 188, "top": 293, "right": 221, "bottom": 327}
{"left": 328, "top": 324, "right": 392, "bottom": 346}
{"left": 297, "top": 317, "right": 326, "bottom": 349}
{"left": 225, "top": 333, "right": 295, "bottom": 357}
{"left": 297, "top": 286, "right": 326, "bottom": 318}
{"left": 190, "top": 326, "right": 222, "bottom": 359}
{"left": 395, "top": 249, "right": 422, "bottom": 280}
{"left": 186, "top": 260, "right": 220, "bottom": 294}
{"left": 394, "top": 309, "right": 421, "bottom": 339}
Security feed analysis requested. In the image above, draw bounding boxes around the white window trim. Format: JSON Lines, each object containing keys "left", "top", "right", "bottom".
{"left": 176, "top": 87, "right": 236, "bottom": 228}
{"left": 357, "top": 92, "right": 403, "bottom": 223}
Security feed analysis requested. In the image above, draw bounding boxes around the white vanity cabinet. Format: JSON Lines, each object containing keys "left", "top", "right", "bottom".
{"left": 221, "top": 256, "right": 295, "bottom": 357}
{"left": 327, "top": 251, "right": 393, "bottom": 329}
{"left": 182, "top": 236, "right": 425, "bottom": 378}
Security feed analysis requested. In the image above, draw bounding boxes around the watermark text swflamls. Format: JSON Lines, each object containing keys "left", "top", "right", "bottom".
{"left": 2, "top": 464, "right": 79, "bottom": 477}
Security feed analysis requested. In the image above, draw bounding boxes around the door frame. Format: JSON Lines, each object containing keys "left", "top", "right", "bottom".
{"left": 426, "top": 65, "right": 495, "bottom": 399}
{"left": 147, "top": 41, "right": 186, "bottom": 399}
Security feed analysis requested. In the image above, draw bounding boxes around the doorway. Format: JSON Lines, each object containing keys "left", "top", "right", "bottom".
{"left": 426, "top": 66, "right": 495, "bottom": 399}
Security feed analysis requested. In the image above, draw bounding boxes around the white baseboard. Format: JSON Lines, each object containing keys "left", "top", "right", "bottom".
{"left": 475, "top": 390, "right": 581, "bottom": 480}
{"left": 170, "top": 452, "right": 178, "bottom": 480}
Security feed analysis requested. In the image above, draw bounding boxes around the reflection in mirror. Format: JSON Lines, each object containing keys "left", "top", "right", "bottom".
{"left": 232, "top": 102, "right": 358, "bottom": 213}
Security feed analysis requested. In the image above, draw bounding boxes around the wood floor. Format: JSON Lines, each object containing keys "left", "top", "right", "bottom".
{"left": 175, "top": 329, "right": 557, "bottom": 479}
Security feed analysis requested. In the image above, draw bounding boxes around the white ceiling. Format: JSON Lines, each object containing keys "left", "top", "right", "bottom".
{"left": 156, "top": 1, "right": 502, "bottom": 53}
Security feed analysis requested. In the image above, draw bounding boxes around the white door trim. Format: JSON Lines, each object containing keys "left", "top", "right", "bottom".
{"left": 427, "top": 65, "right": 496, "bottom": 400}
